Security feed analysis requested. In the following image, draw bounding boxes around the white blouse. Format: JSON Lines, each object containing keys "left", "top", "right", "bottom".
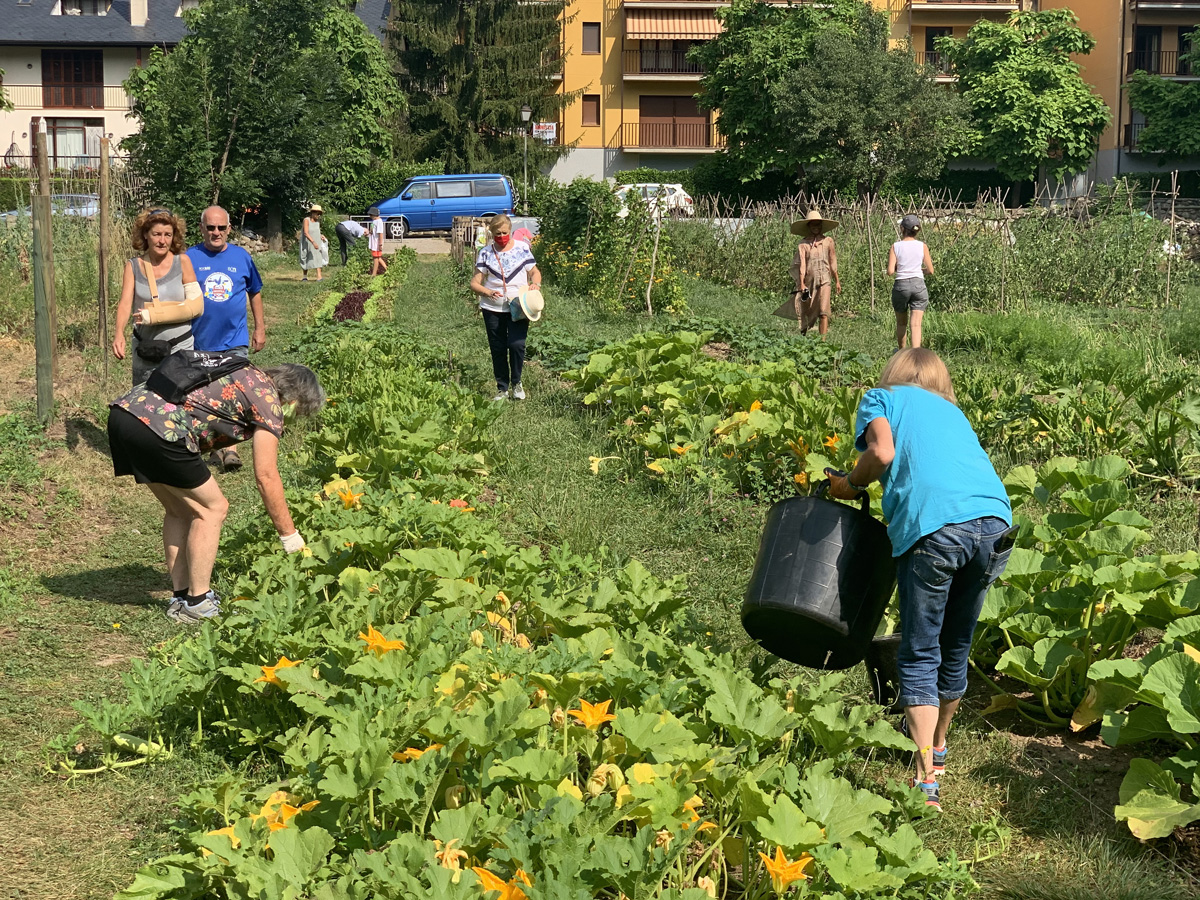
{"left": 475, "top": 241, "right": 536, "bottom": 313}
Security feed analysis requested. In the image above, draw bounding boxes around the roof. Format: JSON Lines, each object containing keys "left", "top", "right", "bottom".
{"left": 0, "top": 0, "right": 391, "bottom": 46}
{"left": 0, "top": 1, "right": 189, "bottom": 46}
{"left": 353, "top": 0, "right": 392, "bottom": 43}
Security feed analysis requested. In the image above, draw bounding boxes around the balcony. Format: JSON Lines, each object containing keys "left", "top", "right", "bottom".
{"left": 1130, "top": 0, "right": 1200, "bottom": 8}
{"left": 5, "top": 83, "right": 134, "bottom": 111}
{"left": 1126, "top": 50, "right": 1197, "bottom": 78}
{"left": 915, "top": 51, "right": 956, "bottom": 79}
{"left": 623, "top": 49, "right": 705, "bottom": 78}
{"left": 909, "top": 0, "right": 1018, "bottom": 9}
{"left": 618, "top": 121, "right": 725, "bottom": 152}
{"left": 1124, "top": 123, "right": 1157, "bottom": 152}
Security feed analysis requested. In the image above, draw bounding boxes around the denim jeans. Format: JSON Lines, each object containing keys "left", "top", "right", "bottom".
{"left": 482, "top": 309, "right": 528, "bottom": 391}
{"left": 896, "top": 516, "right": 1013, "bottom": 709}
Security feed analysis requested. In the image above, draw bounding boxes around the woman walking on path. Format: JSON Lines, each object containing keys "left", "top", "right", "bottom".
{"left": 299, "top": 204, "right": 329, "bottom": 281}
{"left": 788, "top": 209, "right": 842, "bottom": 338}
{"left": 825, "top": 348, "right": 1014, "bottom": 811}
{"left": 888, "top": 214, "right": 935, "bottom": 349}
{"left": 112, "top": 207, "right": 203, "bottom": 386}
{"left": 469, "top": 214, "right": 543, "bottom": 402}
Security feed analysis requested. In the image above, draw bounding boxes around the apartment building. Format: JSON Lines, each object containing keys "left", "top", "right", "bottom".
{"left": 550, "top": 0, "right": 729, "bottom": 181}
{"left": 0, "top": 0, "right": 392, "bottom": 170}
{"left": 548, "top": 0, "right": 1200, "bottom": 184}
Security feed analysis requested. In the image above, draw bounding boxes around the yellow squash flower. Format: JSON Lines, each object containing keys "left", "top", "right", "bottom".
{"left": 337, "top": 486, "right": 363, "bottom": 509}
{"left": 254, "top": 656, "right": 301, "bottom": 687}
{"left": 672, "top": 444, "right": 693, "bottom": 456}
{"left": 250, "top": 790, "right": 319, "bottom": 832}
{"left": 758, "top": 846, "right": 815, "bottom": 893}
{"left": 471, "top": 867, "right": 531, "bottom": 900}
{"left": 749, "top": 400, "right": 763, "bottom": 411}
{"left": 793, "top": 472, "right": 808, "bottom": 486}
{"left": 823, "top": 433, "right": 840, "bottom": 451}
{"left": 435, "top": 838, "right": 469, "bottom": 874}
{"left": 567, "top": 698, "right": 617, "bottom": 730}
{"left": 358, "top": 624, "right": 406, "bottom": 657}
{"left": 392, "top": 743, "right": 444, "bottom": 762}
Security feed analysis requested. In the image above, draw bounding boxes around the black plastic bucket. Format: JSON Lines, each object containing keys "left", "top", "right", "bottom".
{"left": 866, "top": 632, "right": 903, "bottom": 712}
{"left": 742, "top": 493, "right": 897, "bottom": 670}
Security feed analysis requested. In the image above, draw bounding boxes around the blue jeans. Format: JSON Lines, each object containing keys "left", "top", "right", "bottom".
{"left": 896, "top": 517, "right": 1013, "bottom": 709}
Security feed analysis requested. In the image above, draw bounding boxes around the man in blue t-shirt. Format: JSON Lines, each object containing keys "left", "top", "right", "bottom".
{"left": 186, "top": 205, "right": 266, "bottom": 469}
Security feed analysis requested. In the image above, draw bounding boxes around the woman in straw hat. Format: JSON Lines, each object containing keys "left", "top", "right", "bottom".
{"left": 788, "top": 208, "right": 842, "bottom": 338}
{"left": 299, "top": 204, "right": 329, "bottom": 282}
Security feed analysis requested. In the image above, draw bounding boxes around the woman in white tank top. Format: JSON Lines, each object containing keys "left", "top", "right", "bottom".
{"left": 887, "top": 214, "right": 935, "bottom": 350}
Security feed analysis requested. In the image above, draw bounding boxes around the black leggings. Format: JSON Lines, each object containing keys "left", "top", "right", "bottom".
{"left": 335, "top": 222, "right": 358, "bottom": 266}
{"left": 482, "top": 309, "right": 529, "bottom": 391}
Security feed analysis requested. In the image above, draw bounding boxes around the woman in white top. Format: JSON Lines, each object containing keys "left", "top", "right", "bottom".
{"left": 469, "top": 214, "right": 542, "bottom": 401}
{"left": 887, "top": 214, "right": 935, "bottom": 349}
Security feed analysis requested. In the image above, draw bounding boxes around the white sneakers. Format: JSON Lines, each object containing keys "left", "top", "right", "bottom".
{"left": 166, "top": 590, "right": 221, "bottom": 624}
{"left": 512, "top": 384, "right": 526, "bottom": 400}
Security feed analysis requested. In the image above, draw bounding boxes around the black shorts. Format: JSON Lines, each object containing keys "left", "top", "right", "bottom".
{"left": 107, "top": 407, "right": 212, "bottom": 489}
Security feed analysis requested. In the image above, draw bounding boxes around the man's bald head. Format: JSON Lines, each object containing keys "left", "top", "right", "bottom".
{"left": 200, "top": 205, "right": 230, "bottom": 250}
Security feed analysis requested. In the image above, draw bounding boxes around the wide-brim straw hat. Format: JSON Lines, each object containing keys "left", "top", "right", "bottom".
{"left": 790, "top": 208, "right": 838, "bottom": 235}
{"left": 309, "top": 203, "right": 324, "bottom": 214}
{"left": 518, "top": 287, "right": 544, "bottom": 323}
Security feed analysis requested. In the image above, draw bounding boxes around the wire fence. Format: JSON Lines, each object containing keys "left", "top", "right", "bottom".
{"left": 668, "top": 177, "right": 1195, "bottom": 313}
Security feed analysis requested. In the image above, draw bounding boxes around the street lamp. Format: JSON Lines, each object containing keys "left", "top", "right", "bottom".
{"left": 520, "top": 104, "right": 533, "bottom": 215}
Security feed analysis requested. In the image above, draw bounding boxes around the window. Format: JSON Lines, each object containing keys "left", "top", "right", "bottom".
{"left": 42, "top": 50, "right": 104, "bottom": 109}
{"left": 56, "top": 0, "right": 108, "bottom": 14}
{"left": 405, "top": 182, "right": 431, "bottom": 200}
{"left": 583, "top": 23, "right": 601, "bottom": 55}
{"left": 45, "top": 117, "right": 103, "bottom": 168}
{"left": 582, "top": 95, "right": 600, "bottom": 127}
{"left": 474, "top": 179, "right": 506, "bottom": 197}
{"left": 435, "top": 181, "right": 472, "bottom": 199}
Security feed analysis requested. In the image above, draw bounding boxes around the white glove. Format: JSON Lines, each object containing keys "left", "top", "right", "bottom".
{"left": 280, "top": 531, "right": 306, "bottom": 553}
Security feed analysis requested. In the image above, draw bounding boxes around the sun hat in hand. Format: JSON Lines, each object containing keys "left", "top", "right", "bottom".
{"left": 517, "top": 287, "right": 544, "bottom": 323}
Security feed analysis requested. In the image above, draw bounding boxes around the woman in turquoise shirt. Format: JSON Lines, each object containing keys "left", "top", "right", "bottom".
{"left": 827, "top": 348, "right": 1013, "bottom": 811}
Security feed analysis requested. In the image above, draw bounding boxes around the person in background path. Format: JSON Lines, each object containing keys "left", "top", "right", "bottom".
{"left": 107, "top": 362, "right": 324, "bottom": 624}
{"left": 826, "top": 348, "right": 1013, "bottom": 813}
{"left": 368, "top": 207, "right": 388, "bottom": 276}
{"left": 469, "top": 214, "right": 541, "bottom": 402}
{"left": 299, "top": 204, "right": 328, "bottom": 281}
{"left": 112, "top": 207, "right": 202, "bottom": 386}
{"left": 788, "top": 209, "right": 841, "bottom": 338}
{"left": 335, "top": 216, "right": 365, "bottom": 266}
{"left": 186, "top": 205, "right": 266, "bottom": 472}
{"left": 888, "top": 214, "right": 935, "bottom": 349}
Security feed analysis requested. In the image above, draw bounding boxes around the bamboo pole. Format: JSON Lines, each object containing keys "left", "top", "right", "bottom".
{"left": 98, "top": 137, "right": 111, "bottom": 385}
{"left": 865, "top": 192, "right": 876, "bottom": 312}
{"left": 645, "top": 214, "right": 662, "bottom": 316}
{"left": 35, "top": 130, "right": 59, "bottom": 379}
{"left": 32, "top": 192, "right": 55, "bottom": 424}
{"left": 1166, "top": 170, "right": 1178, "bottom": 308}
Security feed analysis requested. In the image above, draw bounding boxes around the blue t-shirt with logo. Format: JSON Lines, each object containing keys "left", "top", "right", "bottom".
{"left": 186, "top": 244, "right": 263, "bottom": 351}
{"left": 854, "top": 385, "right": 1011, "bottom": 557}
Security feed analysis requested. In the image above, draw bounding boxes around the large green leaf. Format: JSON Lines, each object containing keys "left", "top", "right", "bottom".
{"left": 995, "top": 638, "right": 1083, "bottom": 689}
{"left": 1101, "top": 704, "right": 1177, "bottom": 747}
{"left": 1141, "top": 653, "right": 1200, "bottom": 734}
{"left": 752, "top": 794, "right": 825, "bottom": 852}
{"left": 1115, "top": 759, "right": 1200, "bottom": 840}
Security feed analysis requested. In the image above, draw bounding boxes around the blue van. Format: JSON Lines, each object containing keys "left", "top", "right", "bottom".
{"left": 372, "top": 174, "right": 515, "bottom": 238}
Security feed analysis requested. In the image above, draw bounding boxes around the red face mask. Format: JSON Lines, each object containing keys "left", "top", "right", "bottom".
{"left": 494, "top": 233, "right": 511, "bottom": 248}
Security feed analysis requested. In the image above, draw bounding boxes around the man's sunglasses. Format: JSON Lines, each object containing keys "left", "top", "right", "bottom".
{"left": 204, "top": 224, "right": 229, "bottom": 232}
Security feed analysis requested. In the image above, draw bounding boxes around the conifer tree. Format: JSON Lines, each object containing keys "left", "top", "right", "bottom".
{"left": 393, "top": 0, "right": 575, "bottom": 177}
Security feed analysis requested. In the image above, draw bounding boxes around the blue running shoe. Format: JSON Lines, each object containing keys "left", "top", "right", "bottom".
{"left": 931, "top": 744, "right": 947, "bottom": 776}
{"left": 911, "top": 777, "right": 941, "bottom": 811}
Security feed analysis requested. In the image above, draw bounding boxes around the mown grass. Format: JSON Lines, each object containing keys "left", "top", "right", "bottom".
{"left": 397, "top": 258, "right": 1200, "bottom": 899}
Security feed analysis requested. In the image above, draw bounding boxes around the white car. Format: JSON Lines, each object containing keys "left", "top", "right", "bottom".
{"left": 614, "top": 183, "right": 695, "bottom": 218}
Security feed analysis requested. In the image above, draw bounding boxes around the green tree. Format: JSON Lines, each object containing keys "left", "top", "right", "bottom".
{"left": 0, "top": 69, "right": 12, "bottom": 112}
{"left": 124, "top": 0, "right": 403, "bottom": 245}
{"left": 692, "top": 0, "right": 866, "bottom": 182}
{"left": 772, "top": 5, "right": 970, "bottom": 194}
{"left": 393, "top": 0, "right": 575, "bottom": 178}
{"left": 1127, "top": 31, "right": 1200, "bottom": 156}
{"left": 941, "top": 10, "right": 1110, "bottom": 182}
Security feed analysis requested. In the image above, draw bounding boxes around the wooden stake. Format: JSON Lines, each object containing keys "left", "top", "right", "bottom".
{"left": 34, "top": 130, "right": 59, "bottom": 379}
{"left": 32, "top": 193, "right": 55, "bottom": 424}
{"left": 865, "top": 192, "right": 876, "bottom": 312}
{"left": 98, "top": 137, "right": 111, "bottom": 385}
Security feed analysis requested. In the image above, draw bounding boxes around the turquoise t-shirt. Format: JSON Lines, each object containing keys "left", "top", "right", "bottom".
{"left": 854, "top": 385, "right": 1011, "bottom": 557}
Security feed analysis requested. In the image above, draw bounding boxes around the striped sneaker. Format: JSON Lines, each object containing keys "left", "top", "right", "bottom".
{"left": 911, "top": 777, "right": 941, "bottom": 811}
{"left": 931, "top": 744, "right": 948, "bottom": 776}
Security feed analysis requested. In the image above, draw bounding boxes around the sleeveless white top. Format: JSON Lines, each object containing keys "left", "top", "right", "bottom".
{"left": 892, "top": 240, "right": 926, "bottom": 281}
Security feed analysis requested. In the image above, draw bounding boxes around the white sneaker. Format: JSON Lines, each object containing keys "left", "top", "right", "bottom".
{"left": 166, "top": 591, "right": 222, "bottom": 624}
{"left": 491, "top": 391, "right": 509, "bottom": 402}
{"left": 512, "top": 384, "right": 526, "bottom": 400}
